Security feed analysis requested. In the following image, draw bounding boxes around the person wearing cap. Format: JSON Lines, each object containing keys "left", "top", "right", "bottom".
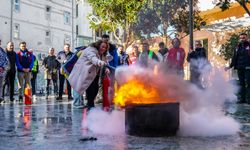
{"left": 225, "top": 33, "right": 250, "bottom": 104}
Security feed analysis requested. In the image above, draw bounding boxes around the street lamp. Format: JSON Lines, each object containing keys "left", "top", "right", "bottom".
{"left": 189, "top": 0, "right": 194, "bottom": 51}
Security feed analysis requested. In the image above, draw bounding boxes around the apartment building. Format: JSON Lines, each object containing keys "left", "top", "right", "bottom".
{"left": 0, "top": 0, "right": 76, "bottom": 58}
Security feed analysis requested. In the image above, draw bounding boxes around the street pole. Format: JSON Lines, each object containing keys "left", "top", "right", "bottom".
{"left": 189, "top": 0, "right": 194, "bottom": 52}
{"left": 71, "top": 0, "right": 74, "bottom": 49}
{"left": 10, "top": 0, "right": 13, "bottom": 42}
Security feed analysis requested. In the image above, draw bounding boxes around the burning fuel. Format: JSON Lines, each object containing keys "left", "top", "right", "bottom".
{"left": 87, "top": 61, "right": 240, "bottom": 137}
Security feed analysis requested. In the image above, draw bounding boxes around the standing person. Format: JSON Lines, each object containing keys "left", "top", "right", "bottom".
{"left": 129, "top": 45, "right": 140, "bottom": 65}
{"left": 3, "top": 42, "right": 16, "bottom": 102}
{"left": 43, "top": 48, "right": 60, "bottom": 99}
{"left": 16, "top": 41, "right": 34, "bottom": 101}
{"left": 30, "top": 50, "right": 39, "bottom": 97}
{"left": 68, "top": 40, "right": 110, "bottom": 110}
{"left": 157, "top": 42, "right": 168, "bottom": 62}
{"left": 138, "top": 42, "right": 159, "bottom": 67}
{"left": 57, "top": 44, "right": 74, "bottom": 100}
{"left": 102, "top": 34, "right": 118, "bottom": 104}
{"left": 102, "top": 34, "right": 118, "bottom": 68}
{"left": 166, "top": 38, "right": 186, "bottom": 78}
{"left": 225, "top": 33, "right": 250, "bottom": 104}
{"left": 117, "top": 45, "right": 130, "bottom": 66}
{"left": 0, "top": 41, "right": 9, "bottom": 103}
{"left": 187, "top": 40, "right": 207, "bottom": 88}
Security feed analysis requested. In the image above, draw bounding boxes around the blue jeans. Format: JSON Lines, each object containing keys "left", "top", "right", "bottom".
{"left": 73, "top": 90, "right": 84, "bottom": 106}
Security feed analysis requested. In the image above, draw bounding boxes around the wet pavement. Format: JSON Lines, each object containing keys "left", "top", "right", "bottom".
{"left": 0, "top": 96, "right": 250, "bottom": 150}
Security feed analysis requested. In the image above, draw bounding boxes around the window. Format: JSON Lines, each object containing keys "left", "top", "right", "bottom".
{"left": 76, "top": 25, "right": 78, "bottom": 36}
{"left": 45, "top": 30, "right": 51, "bottom": 39}
{"left": 76, "top": 4, "right": 78, "bottom": 18}
{"left": 45, "top": 30, "right": 51, "bottom": 44}
{"left": 14, "top": 0, "right": 20, "bottom": 12}
{"left": 64, "top": 11, "right": 71, "bottom": 25}
{"left": 45, "top": 6, "right": 51, "bottom": 20}
{"left": 13, "top": 23, "right": 20, "bottom": 39}
{"left": 64, "top": 35, "right": 71, "bottom": 44}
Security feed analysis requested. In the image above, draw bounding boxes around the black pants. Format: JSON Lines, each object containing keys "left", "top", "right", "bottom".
{"left": 190, "top": 69, "right": 203, "bottom": 89}
{"left": 58, "top": 72, "right": 71, "bottom": 98}
{"left": 3, "top": 72, "right": 15, "bottom": 100}
{"left": 237, "top": 69, "right": 250, "bottom": 103}
{"left": 46, "top": 79, "right": 58, "bottom": 96}
{"left": 86, "top": 75, "right": 99, "bottom": 108}
{"left": 31, "top": 72, "right": 37, "bottom": 95}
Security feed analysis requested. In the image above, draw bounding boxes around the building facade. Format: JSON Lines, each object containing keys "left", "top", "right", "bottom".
{"left": 0, "top": 0, "right": 76, "bottom": 58}
{"left": 75, "top": 0, "right": 93, "bottom": 47}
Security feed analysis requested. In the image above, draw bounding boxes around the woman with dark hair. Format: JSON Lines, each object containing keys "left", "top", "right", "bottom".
{"left": 68, "top": 40, "right": 109, "bottom": 109}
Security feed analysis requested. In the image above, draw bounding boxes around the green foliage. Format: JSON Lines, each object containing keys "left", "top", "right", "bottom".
{"left": 220, "top": 28, "right": 250, "bottom": 60}
{"left": 216, "top": 0, "right": 250, "bottom": 14}
{"left": 131, "top": 0, "right": 203, "bottom": 39}
{"left": 87, "top": 0, "right": 146, "bottom": 31}
{"left": 220, "top": 33, "right": 239, "bottom": 60}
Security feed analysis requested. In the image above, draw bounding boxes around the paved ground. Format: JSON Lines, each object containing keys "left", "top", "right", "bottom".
{"left": 0, "top": 96, "right": 250, "bottom": 150}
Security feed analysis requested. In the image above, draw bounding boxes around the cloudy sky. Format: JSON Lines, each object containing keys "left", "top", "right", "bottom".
{"left": 198, "top": 0, "right": 216, "bottom": 11}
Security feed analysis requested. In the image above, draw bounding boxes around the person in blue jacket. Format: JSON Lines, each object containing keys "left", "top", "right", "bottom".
{"left": 16, "top": 41, "right": 34, "bottom": 101}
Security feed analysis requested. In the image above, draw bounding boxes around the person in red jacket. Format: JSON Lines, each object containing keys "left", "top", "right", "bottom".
{"left": 165, "top": 38, "right": 186, "bottom": 78}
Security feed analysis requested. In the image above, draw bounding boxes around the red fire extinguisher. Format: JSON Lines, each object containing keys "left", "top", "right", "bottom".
{"left": 24, "top": 85, "right": 32, "bottom": 105}
{"left": 102, "top": 74, "right": 110, "bottom": 111}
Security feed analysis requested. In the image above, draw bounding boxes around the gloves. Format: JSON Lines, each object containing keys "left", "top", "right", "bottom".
{"left": 98, "top": 61, "right": 106, "bottom": 67}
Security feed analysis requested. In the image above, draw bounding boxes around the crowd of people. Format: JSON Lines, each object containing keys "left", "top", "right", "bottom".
{"left": 0, "top": 32, "right": 249, "bottom": 108}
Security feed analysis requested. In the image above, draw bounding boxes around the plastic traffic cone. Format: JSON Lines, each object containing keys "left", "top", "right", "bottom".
{"left": 24, "top": 85, "right": 32, "bottom": 105}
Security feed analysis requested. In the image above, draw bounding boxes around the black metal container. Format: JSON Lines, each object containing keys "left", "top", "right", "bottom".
{"left": 125, "top": 103, "right": 179, "bottom": 137}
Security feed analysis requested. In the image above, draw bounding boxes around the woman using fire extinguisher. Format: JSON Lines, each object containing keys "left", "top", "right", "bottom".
{"left": 68, "top": 40, "right": 110, "bottom": 110}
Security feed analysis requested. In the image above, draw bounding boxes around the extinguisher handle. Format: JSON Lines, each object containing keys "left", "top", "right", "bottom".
{"left": 105, "top": 65, "right": 115, "bottom": 71}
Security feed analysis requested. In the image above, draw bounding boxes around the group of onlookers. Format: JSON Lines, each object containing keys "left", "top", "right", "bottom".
{"left": 1, "top": 32, "right": 249, "bottom": 106}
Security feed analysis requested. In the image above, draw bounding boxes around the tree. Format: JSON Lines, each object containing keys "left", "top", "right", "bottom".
{"left": 219, "top": 28, "right": 250, "bottom": 60}
{"left": 87, "top": 0, "right": 146, "bottom": 44}
{"left": 131, "top": 0, "right": 203, "bottom": 43}
{"left": 216, "top": 0, "right": 250, "bottom": 16}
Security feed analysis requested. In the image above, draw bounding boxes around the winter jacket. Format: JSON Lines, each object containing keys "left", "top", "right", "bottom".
{"left": 187, "top": 48, "right": 206, "bottom": 62}
{"left": 0, "top": 47, "right": 9, "bottom": 77}
{"left": 138, "top": 50, "right": 159, "bottom": 67}
{"left": 230, "top": 41, "right": 250, "bottom": 70}
{"left": 68, "top": 46, "right": 108, "bottom": 95}
{"left": 57, "top": 51, "right": 74, "bottom": 64}
{"left": 108, "top": 43, "right": 118, "bottom": 68}
{"left": 43, "top": 55, "right": 60, "bottom": 79}
{"left": 166, "top": 47, "right": 185, "bottom": 70}
{"left": 16, "top": 49, "right": 34, "bottom": 72}
{"left": 5, "top": 50, "right": 16, "bottom": 74}
{"left": 32, "top": 56, "right": 39, "bottom": 73}
{"left": 118, "top": 52, "right": 130, "bottom": 66}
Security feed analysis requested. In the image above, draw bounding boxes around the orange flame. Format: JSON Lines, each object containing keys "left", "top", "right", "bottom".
{"left": 114, "top": 79, "right": 175, "bottom": 107}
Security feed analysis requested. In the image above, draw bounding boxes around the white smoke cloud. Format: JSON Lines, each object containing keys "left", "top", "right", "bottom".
{"left": 86, "top": 108, "right": 125, "bottom": 135}
{"left": 85, "top": 60, "right": 241, "bottom": 137}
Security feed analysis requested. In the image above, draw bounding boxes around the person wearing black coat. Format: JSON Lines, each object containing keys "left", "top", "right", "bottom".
{"left": 225, "top": 33, "right": 250, "bottom": 104}
{"left": 3, "top": 42, "right": 16, "bottom": 102}
{"left": 187, "top": 40, "right": 207, "bottom": 88}
{"left": 57, "top": 44, "right": 74, "bottom": 100}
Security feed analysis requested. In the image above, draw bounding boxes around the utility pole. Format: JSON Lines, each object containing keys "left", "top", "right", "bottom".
{"left": 71, "top": 0, "right": 74, "bottom": 49}
{"left": 10, "top": 0, "right": 13, "bottom": 41}
{"left": 189, "top": 0, "right": 194, "bottom": 52}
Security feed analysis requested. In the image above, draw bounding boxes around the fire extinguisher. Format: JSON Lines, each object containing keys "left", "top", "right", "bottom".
{"left": 24, "top": 85, "right": 32, "bottom": 105}
{"left": 102, "top": 74, "right": 110, "bottom": 111}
